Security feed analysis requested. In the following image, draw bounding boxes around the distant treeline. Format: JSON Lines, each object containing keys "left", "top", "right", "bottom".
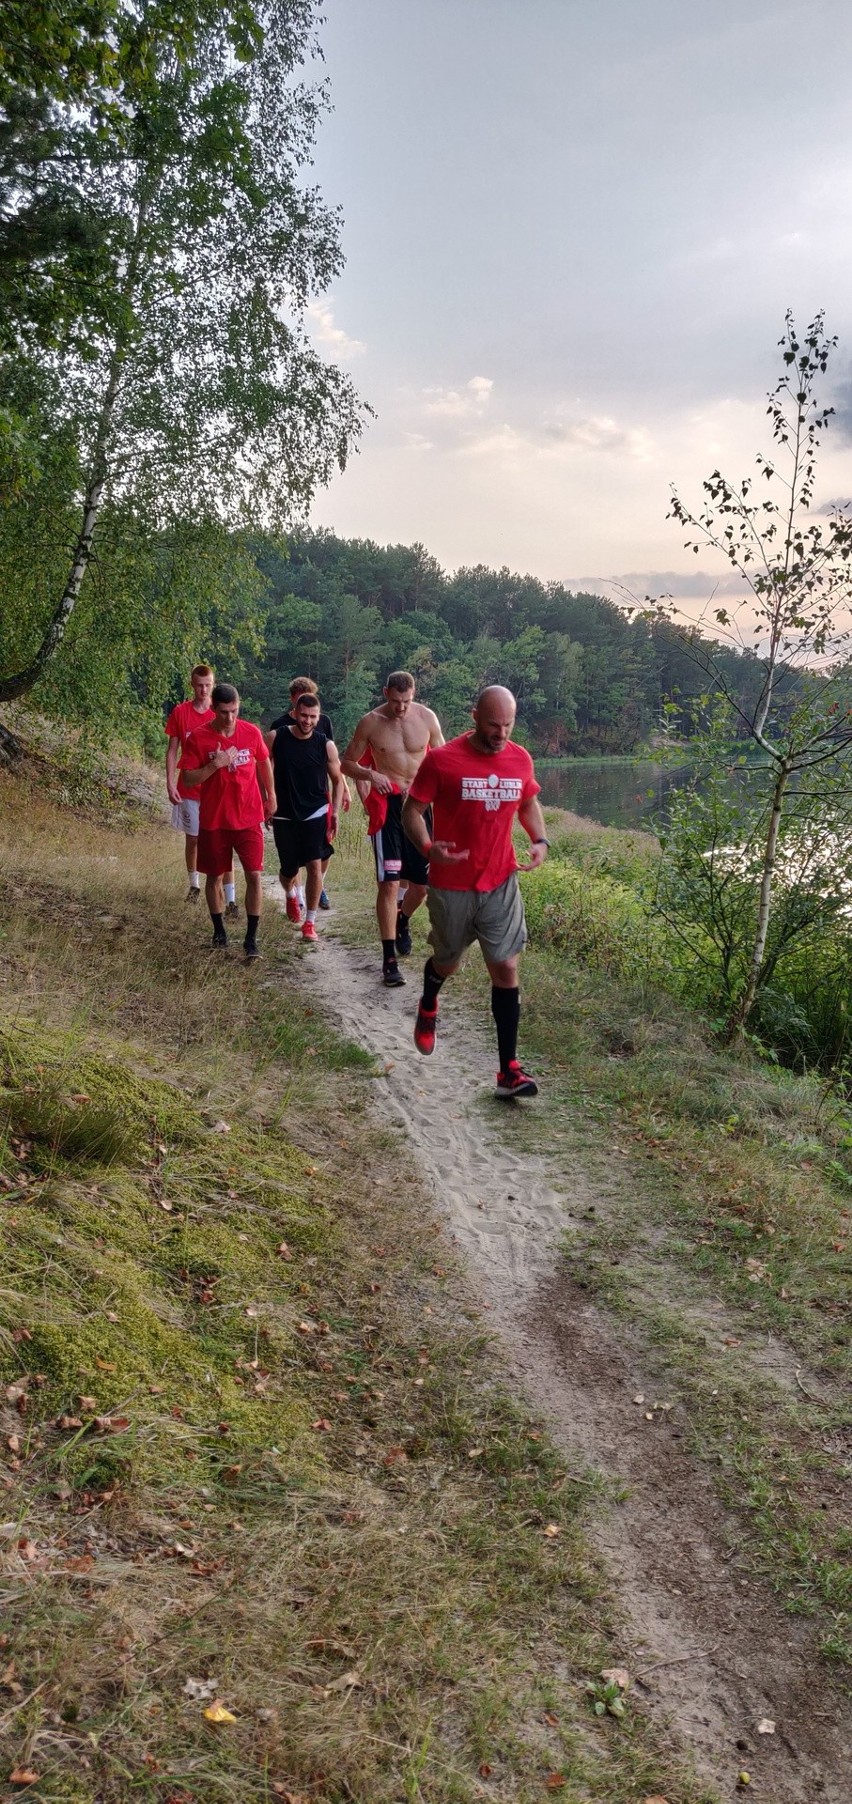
{"left": 236, "top": 529, "right": 807, "bottom": 755}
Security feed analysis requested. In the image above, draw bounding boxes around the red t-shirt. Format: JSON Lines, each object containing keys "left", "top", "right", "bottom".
{"left": 165, "top": 699, "right": 215, "bottom": 799}
{"left": 181, "top": 720, "right": 268, "bottom": 831}
{"left": 408, "top": 734, "right": 541, "bottom": 892}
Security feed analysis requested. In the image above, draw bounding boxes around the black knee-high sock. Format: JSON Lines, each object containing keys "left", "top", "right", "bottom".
{"left": 382, "top": 938, "right": 396, "bottom": 965}
{"left": 421, "top": 958, "right": 446, "bottom": 1011}
{"left": 491, "top": 985, "right": 520, "bottom": 1070}
{"left": 244, "top": 912, "right": 260, "bottom": 949}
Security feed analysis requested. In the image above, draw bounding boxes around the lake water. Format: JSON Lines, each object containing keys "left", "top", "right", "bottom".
{"left": 537, "top": 759, "right": 693, "bottom": 830}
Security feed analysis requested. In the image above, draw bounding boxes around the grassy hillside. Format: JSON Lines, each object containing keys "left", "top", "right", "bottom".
{"left": 0, "top": 763, "right": 709, "bottom": 1804}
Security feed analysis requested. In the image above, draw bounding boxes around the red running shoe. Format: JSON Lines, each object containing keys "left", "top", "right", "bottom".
{"left": 494, "top": 1060, "right": 538, "bottom": 1099}
{"left": 301, "top": 920, "right": 318, "bottom": 943}
{"left": 286, "top": 892, "right": 303, "bottom": 924}
{"left": 414, "top": 1002, "right": 438, "bottom": 1055}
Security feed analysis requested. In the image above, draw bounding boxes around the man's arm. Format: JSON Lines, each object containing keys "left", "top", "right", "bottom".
{"left": 426, "top": 708, "right": 445, "bottom": 749}
{"left": 165, "top": 735, "right": 181, "bottom": 805}
{"left": 402, "top": 794, "right": 468, "bottom": 865}
{"left": 341, "top": 716, "right": 394, "bottom": 795}
{"left": 263, "top": 728, "right": 277, "bottom": 754}
{"left": 516, "top": 795, "right": 549, "bottom": 870}
{"left": 182, "top": 746, "right": 235, "bottom": 787}
{"left": 256, "top": 754, "right": 277, "bottom": 822}
{"left": 325, "top": 740, "right": 346, "bottom": 837}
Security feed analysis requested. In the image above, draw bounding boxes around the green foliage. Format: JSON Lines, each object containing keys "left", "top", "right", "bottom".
{"left": 238, "top": 526, "right": 795, "bottom": 754}
{"left": 0, "top": 0, "right": 366, "bottom": 708}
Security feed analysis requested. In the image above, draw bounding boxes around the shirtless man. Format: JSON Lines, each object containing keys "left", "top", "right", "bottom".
{"left": 341, "top": 671, "right": 443, "bottom": 986}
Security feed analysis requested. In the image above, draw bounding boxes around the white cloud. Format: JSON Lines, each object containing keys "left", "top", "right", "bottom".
{"left": 422, "top": 375, "right": 493, "bottom": 417}
{"left": 305, "top": 299, "right": 365, "bottom": 360}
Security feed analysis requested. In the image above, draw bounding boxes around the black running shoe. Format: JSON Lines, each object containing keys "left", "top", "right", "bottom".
{"left": 211, "top": 929, "right": 228, "bottom": 950}
{"left": 382, "top": 960, "right": 406, "bottom": 987}
{"left": 243, "top": 942, "right": 262, "bottom": 962}
{"left": 319, "top": 889, "right": 331, "bottom": 910}
{"left": 495, "top": 1060, "right": 538, "bottom": 1099}
{"left": 395, "top": 909, "right": 412, "bottom": 957}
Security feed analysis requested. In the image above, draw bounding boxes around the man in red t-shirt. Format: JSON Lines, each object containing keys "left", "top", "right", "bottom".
{"left": 164, "top": 662, "right": 239, "bottom": 917}
{"left": 402, "top": 686, "right": 549, "bottom": 1098}
{"left": 181, "top": 683, "right": 276, "bottom": 960}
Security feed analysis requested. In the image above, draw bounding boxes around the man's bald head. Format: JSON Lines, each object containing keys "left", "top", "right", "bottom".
{"left": 471, "top": 686, "right": 517, "bottom": 754}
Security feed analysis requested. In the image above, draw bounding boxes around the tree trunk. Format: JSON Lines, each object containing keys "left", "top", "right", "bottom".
{"left": 0, "top": 186, "right": 151, "bottom": 705}
{"left": 724, "top": 759, "right": 790, "bottom": 1041}
{"left": 0, "top": 720, "right": 24, "bottom": 763}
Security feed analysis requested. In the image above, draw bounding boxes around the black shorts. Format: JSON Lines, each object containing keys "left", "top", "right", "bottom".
{"left": 272, "top": 815, "right": 334, "bottom": 879}
{"left": 371, "top": 794, "right": 431, "bottom": 886}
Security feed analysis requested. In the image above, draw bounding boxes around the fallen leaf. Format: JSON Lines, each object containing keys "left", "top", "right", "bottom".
{"left": 601, "top": 1666, "right": 630, "bottom": 1690}
{"left": 277, "top": 1242, "right": 292, "bottom": 1259}
{"left": 642, "top": 1796, "right": 669, "bottom": 1803}
{"left": 77, "top": 1396, "right": 98, "bottom": 1412}
{"left": 203, "top": 1699, "right": 237, "bottom": 1723}
{"left": 95, "top": 1358, "right": 116, "bottom": 1372}
{"left": 311, "top": 1418, "right": 332, "bottom": 1432}
{"left": 466, "top": 1446, "right": 484, "bottom": 1459}
{"left": 478, "top": 1761, "right": 492, "bottom": 1778}
{"left": 545, "top": 1777, "right": 566, "bottom": 1792}
{"left": 543, "top": 1711, "right": 559, "bottom": 1726}
{"left": 383, "top": 1447, "right": 408, "bottom": 1466}
{"left": 183, "top": 1676, "right": 218, "bottom": 1700}
{"left": 158, "top": 1199, "right": 174, "bottom": 1212}
{"left": 17, "top": 1537, "right": 38, "bottom": 1561}
{"left": 542, "top": 1523, "right": 561, "bottom": 1538}
{"left": 756, "top": 1718, "right": 776, "bottom": 1735}
{"left": 323, "top": 1670, "right": 363, "bottom": 1694}
{"left": 57, "top": 1415, "right": 82, "bottom": 1430}
{"left": 211, "top": 1121, "right": 231, "bottom": 1134}
{"left": 65, "top": 1554, "right": 95, "bottom": 1573}
{"left": 9, "top": 1770, "right": 40, "bottom": 1787}
{"left": 5, "top": 1435, "right": 20, "bottom": 1455}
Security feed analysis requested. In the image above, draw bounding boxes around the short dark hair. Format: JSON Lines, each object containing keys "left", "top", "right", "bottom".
{"left": 294, "top": 692, "right": 320, "bottom": 710}
{"left": 385, "top": 670, "right": 415, "bottom": 694}
{"left": 212, "top": 682, "right": 238, "bottom": 706}
{"left": 191, "top": 662, "right": 214, "bottom": 680}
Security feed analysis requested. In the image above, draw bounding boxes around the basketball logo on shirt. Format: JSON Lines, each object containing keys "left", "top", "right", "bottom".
{"left": 461, "top": 774, "right": 523, "bottom": 813}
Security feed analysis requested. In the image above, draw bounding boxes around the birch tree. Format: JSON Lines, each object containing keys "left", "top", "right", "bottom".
{"left": 657, "top": 314, "right": 852, "bottom": 1043}
{"left": 0, "top": 0, "right": 365, "bottom": 706}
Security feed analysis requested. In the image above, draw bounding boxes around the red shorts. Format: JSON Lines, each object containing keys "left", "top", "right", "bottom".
{"left": 197, "top": 826, "right": 265, "bottom": 878}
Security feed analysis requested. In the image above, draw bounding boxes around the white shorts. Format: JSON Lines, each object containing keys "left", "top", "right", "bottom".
{"left": 171, "top": 798, "right": 200, "bottom": 836}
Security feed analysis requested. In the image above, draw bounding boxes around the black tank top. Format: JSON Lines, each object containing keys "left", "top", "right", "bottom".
{"left": 271, "top": 728, "right": 329, "bottom": 821}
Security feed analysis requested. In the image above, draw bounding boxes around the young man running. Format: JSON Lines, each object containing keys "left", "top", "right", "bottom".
{"left": 342, "top": 672, "right": 443, "bottom": 986}
{"left": 268, "top": 677, "right": 349, "bottom": 910}
{"left": 265, "top": 694, "right": 346, "bottom": 942}
{"left": 164, "top": 664, "right": 238, "bottom": 917}
{"left": 181, "top": 684, "right": 276, "bottom": 961}
{"left": 402, "top": 685, "right": 549, "bottom": 1098}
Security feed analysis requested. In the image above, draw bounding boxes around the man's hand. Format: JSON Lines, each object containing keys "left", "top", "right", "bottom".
{"left": 341, "top": 781, "right": 352, "bottom": 813}
{"left": 328, "top": 808, "right": 339, "bottom": 841}
{"left": 369, "top": 769, "right": 394, "bottom": 796}
{"left": 167, "top": 783, "right": 181, "bottom": 806}
{"left": 429, "top": 841, "right": 469, "bottom": 864}
{"left": 212, "top": 746, "right": 235, "bottom": 770}
{"left": 263, "top": 792, "right": 277, "bottom": 824}
{"left": 517, "top": 841, "right": 548, "bottom": 872}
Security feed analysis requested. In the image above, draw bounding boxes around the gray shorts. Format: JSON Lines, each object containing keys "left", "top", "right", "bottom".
{"left": 427, "top": 874, "right": 527, "bottom": 967}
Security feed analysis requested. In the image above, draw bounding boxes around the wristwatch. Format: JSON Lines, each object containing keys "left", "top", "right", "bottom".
{"left": 533, "top": 837, "right": 550, "bottom": 847}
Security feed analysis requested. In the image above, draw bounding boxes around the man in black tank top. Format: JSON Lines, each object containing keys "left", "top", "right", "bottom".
{"left": 264, "top": 695, "right": 346, "bottom": 943}
{"left": 269, "top": 676, "right": 349, "bottom": 908}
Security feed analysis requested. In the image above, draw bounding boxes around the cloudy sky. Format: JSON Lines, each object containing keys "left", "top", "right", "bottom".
{"left": 305, "top": 0, "right": 852, "bottom": 610}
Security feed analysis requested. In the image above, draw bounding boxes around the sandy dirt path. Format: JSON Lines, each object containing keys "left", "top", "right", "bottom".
{"left": 290, "top": 917, "right": 849, "bottom": 1802}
